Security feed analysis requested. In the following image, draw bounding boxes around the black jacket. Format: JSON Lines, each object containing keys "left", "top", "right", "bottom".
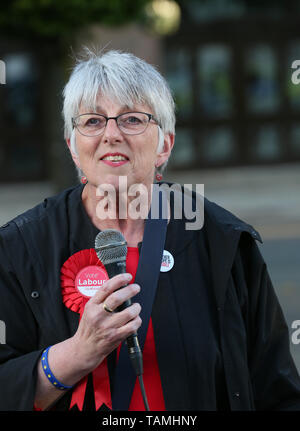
{"left": 0, "top": 184, "right": 299, "bottom": 411}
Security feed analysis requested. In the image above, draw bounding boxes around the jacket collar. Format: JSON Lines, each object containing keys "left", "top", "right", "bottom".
{"left": 204, "top": 197, "right": 262, "bottom": 243}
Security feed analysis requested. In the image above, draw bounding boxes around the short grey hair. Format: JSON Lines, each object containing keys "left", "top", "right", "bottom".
{"left": 62, "top": 48, "right": 176, "bottom": 177}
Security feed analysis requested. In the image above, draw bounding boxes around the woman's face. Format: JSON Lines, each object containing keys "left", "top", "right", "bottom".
{"left": 67, "top": 95, "right": 174, "bottom": 192}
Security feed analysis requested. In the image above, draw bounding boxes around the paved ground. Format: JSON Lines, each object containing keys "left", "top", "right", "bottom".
{"left": 1, "top": 162, "right": 300, "bottom": 374}
{"left": 166, "top": 162, "right": 300, "bottom": 241}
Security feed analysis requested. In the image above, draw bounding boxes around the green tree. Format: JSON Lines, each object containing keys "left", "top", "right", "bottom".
{"left": 0, "top": 0, "right": 150, "bottom": 41}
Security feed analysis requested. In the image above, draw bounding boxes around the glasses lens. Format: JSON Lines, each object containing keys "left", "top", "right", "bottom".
{"left": 76, "top": 114, "right": 106, "bottom": 136}
{"left": 118, "top": 112, "right": 149, "bottom": 134}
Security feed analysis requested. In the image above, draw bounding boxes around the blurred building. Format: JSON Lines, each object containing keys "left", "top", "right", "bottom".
{"left": 1, "top": 0, "right": 300, "bottom": 185}
{"left": 164, "top": 0, "right": 300, "bottom": 171}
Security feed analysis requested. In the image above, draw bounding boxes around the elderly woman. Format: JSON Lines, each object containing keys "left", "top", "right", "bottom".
{"left": 0, "top": 49, "right": 300, "bottom": 412}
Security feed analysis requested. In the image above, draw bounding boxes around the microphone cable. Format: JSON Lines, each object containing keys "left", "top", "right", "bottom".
{"left": 138, "top": 374, "right": 150, "bottom": 411}
{"left": 125, "top": 331, "right": 150, "bottom": 411}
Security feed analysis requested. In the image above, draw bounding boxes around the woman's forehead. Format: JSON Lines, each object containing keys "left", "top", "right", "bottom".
{"left": 79, "top": 95, "right": 153, "bottom": 115}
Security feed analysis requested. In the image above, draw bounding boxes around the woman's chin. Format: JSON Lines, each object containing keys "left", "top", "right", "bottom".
{"left": 89, "top": 172, "right": 153, "bottom": 192}
{"left": 91, "top": 174, "right": 126, "bottom": 191}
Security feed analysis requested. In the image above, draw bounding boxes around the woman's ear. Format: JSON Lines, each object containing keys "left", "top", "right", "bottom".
{"left": 66, "top": 131, "right": 81, "bottom": 169}
{"left": 156, "top": 132, "right": 175, "bottom": 168}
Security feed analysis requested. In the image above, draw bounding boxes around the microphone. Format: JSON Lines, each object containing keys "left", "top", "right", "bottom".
{"left": 94, "top": 229, "right": 143, "bottom": 378}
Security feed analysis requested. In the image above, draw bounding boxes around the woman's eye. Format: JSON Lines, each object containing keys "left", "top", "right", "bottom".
{"left": 126, "top": 116, "right": 141, "bottom": 124}
{"left": 86, "top": 117, "right": 100, "bottom": 126}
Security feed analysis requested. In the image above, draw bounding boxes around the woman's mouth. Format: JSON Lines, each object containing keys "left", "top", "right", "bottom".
{"left": 100, "top": 154, "right": 129, "bottom": 167}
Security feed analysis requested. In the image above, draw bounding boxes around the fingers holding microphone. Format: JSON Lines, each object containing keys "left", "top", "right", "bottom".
{"left": 98, "top": 273, "right": 139, "bottom": 314}
{"left": 101, "top": 286, "right": 142, "bottom": 341}
{"left": 98, "top": 274, "right": 142, "bottom": 341}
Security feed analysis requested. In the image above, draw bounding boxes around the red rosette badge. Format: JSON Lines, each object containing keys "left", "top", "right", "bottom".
{"left": 61, "top": 248, "right": 109, "bottom": 314}
{"left": 60, "top": 249, "right": 111, "bottom": 411}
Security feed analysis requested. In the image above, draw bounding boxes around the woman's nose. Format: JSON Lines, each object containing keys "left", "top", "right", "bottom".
{"left": 102, "top": 117, "right": 123, "bottom": 142}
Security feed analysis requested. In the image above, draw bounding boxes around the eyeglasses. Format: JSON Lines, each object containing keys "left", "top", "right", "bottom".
{"left": 72, "top": 111, "right": 160, "bottom": 137}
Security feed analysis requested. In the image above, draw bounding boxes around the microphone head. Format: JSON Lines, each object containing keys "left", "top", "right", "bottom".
{"left": 95, "top": 229, "right": 127, "bottom": 265}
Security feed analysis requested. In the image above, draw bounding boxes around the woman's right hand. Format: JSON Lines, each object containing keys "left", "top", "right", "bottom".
{"left": 72, "top": 273, "right": 142, "bottom": 372}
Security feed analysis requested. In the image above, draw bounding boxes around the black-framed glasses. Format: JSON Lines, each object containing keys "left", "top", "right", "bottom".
{"left": 72, "top": 111, "right": 160, "bottom": 137}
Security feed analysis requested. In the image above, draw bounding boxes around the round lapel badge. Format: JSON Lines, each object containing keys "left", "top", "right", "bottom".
{"left": 160, "top": 250, "right": 174, "bottom": 272}
{"left": 75, "top": 265, "right": 109, "bottom": 298}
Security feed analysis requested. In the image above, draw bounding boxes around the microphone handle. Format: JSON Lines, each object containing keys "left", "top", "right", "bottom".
{"left": 105, "top": 261, "right": 143, "bottom": 376}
